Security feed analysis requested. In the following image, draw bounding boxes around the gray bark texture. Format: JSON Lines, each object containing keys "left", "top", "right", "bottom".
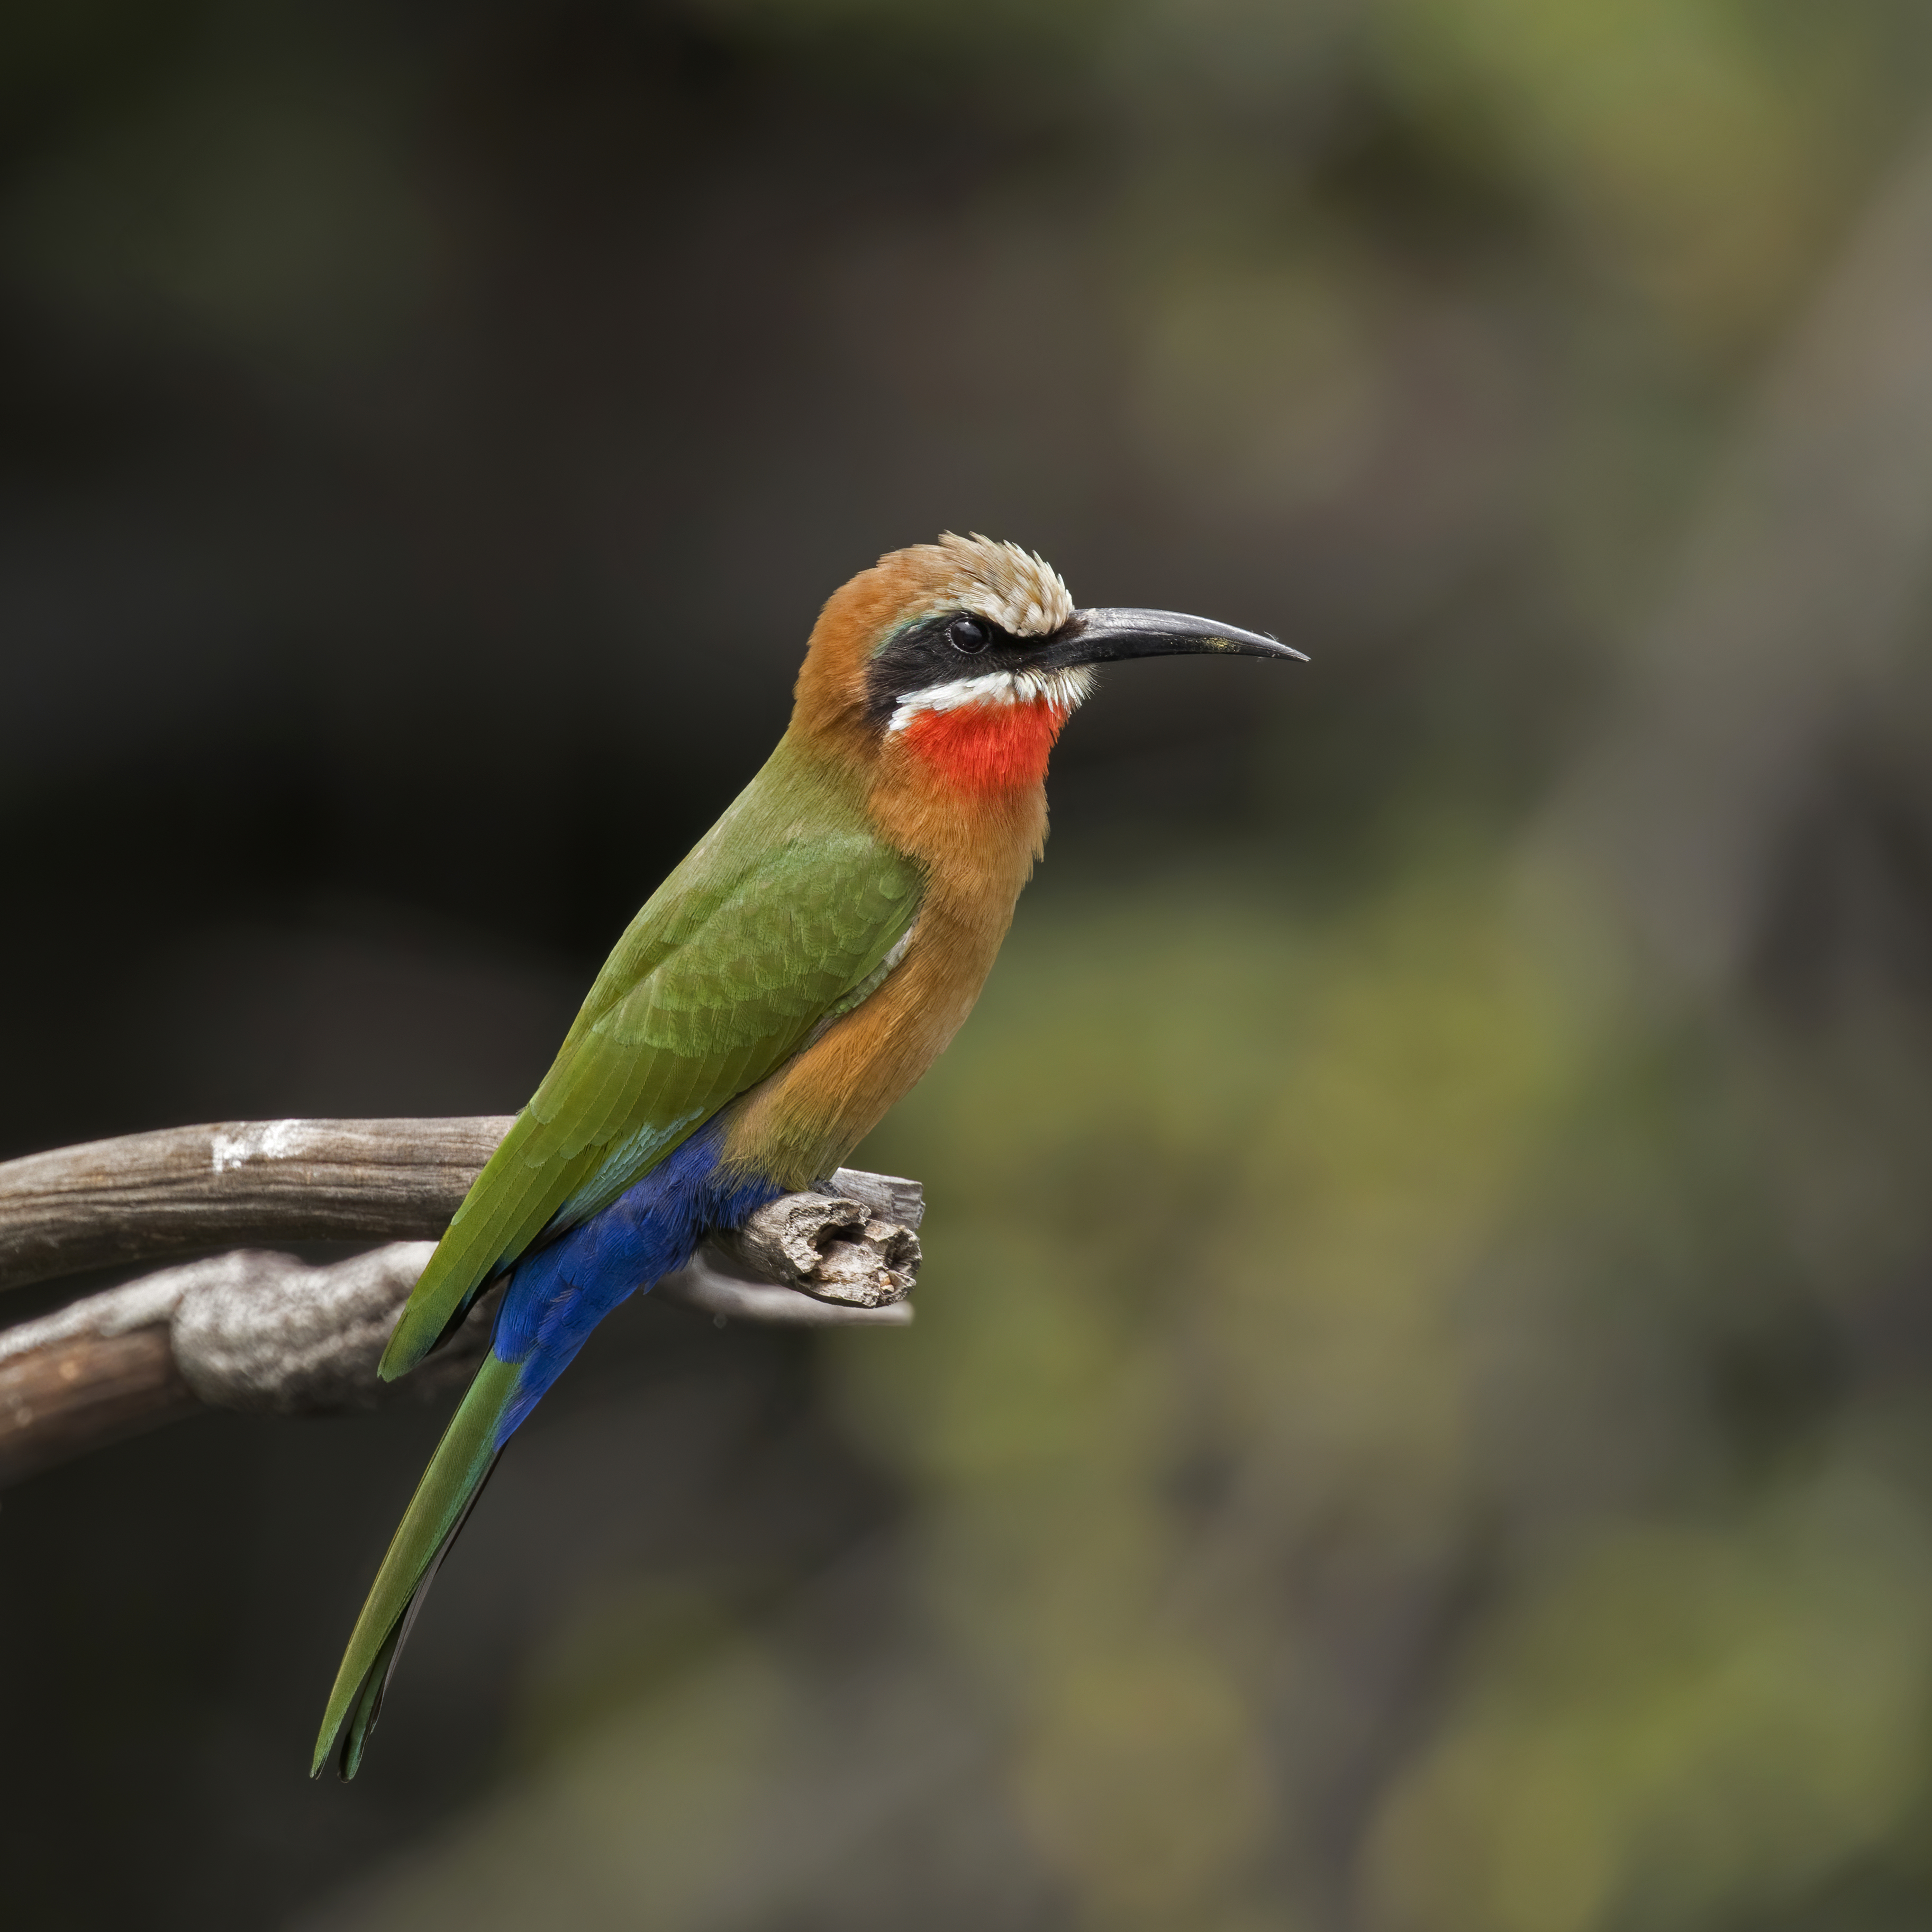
{"left": 0, "top": 1118, "right": 922, "bottom": 1486}
{"left": 0, "top": 1115, "right": 518, "bottom": 1292}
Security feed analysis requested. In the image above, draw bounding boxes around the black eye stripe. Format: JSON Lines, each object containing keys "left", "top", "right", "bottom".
{"left": 863, "top": 609, "right": 1030, "bottom": 725}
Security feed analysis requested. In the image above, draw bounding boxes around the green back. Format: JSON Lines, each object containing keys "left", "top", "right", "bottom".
{"left": 380, "top": 736, "right": 923, "bottom": 1375}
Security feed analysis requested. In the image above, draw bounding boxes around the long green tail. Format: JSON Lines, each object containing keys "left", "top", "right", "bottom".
{"left": 312, "top": 1351, "right": 522, "bottom": 1780}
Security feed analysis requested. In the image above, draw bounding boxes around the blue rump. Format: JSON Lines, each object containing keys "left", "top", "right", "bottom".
{"left": 487, "top": 1116, "right": 783, "bottom": 1444}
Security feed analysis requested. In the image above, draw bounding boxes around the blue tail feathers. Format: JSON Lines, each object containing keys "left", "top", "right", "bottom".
{"left": 315, "top": 1116, "right": 783, "bottom": 1780}
{"left": 487, "top": 1115, "right": 784, "bottom": 1443}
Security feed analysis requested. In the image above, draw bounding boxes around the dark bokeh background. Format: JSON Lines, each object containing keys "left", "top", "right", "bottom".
{"left": 13, "top": 4, "right": 1932, "bottom": 1928}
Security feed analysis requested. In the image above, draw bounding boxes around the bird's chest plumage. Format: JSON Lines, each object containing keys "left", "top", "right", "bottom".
{"left": 896, "top": 695, "right": 1067, "bottom": 794}
{"left": 720, "top": 733, "right": 1051, "bottom": 1187}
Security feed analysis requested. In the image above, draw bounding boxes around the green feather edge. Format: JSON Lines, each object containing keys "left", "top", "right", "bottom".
{"left": 379, "top": 739, "right": 923, "bottom": 1380}
{"left": 312, "top": 1352, "right": 520, "bottom": 1779}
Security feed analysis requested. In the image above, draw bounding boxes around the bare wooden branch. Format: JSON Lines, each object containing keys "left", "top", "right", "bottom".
{"left": 0, "top": 1325, "right": 197, "bottom": 1487}
{"left": 0, "top": 1245, "right": 917, "bottom": 1489}
{"left": 0, "top": 1119, "right": 924, "bottom": 1485}
{"left": 0, "top": 1117, "right": 515, "bottom": 1293}
{"left": 715, "top": 1194, "right": 921, "bottom": 1308}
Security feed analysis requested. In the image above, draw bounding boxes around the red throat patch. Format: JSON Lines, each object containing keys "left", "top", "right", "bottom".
{"left": 900, "top": 697, "right": 1071, "bottom": 793}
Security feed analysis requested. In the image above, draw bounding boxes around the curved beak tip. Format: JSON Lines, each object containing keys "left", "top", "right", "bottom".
{"left": 1055, "top": 607, "right": 1308, "bottom": 668}
{"left": 1214, "top": 631, "right": 1308, "bottom": 663}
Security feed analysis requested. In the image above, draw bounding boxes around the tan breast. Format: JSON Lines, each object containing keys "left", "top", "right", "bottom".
{"left": 720, "top": 746, "right": 1048, "bottom": 1189}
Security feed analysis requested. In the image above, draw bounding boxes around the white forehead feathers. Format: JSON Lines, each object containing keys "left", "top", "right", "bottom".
{"left": 921, "top": 531, "right": 1074, "bottom": 638}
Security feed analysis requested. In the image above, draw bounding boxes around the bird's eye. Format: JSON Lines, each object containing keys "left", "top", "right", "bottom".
{"left": 948, "top": 615, "right": 990, "bottom": 654}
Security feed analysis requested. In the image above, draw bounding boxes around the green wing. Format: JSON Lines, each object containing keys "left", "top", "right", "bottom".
{"left": 380, "top": 746, "right": 923, "bottom": 1377}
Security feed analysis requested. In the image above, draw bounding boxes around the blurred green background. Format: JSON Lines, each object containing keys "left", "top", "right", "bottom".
{"left": 9, "top": 2, "right": 1932, "bottom": 1927}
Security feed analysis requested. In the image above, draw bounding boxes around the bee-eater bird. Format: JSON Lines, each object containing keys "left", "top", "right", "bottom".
{"left": 313, "top": 533, "right": 1302, "bottom": 1778}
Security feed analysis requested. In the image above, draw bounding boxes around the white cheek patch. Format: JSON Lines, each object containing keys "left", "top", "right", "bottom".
{"left": 887, "top": 665, "right": 1095, "bottom": 735}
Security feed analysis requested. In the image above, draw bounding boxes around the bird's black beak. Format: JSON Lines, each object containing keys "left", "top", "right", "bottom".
{"left": 1037, "top": 607, "right": 1308, "bottom": 672}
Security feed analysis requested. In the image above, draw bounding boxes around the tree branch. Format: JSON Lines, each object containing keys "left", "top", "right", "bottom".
{"left": 0, "top": 1116, "right": 516, "bottom": 1293}
{"left": 0, "top": 1119, "right": 923, "bottom": 1485}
